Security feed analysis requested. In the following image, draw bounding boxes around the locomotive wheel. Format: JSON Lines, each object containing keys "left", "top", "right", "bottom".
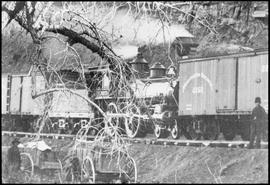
{"left": 20, "top": 153, "right": 34, "bottom": 183}
{"left": 171, "top": 119, "right": 180, "bottom": 139}
{"left": 154, "top": 124, "right": 168, "bottom": 138}
{"left": 125, "top": 106, "right": 145, "bottom": 138}
{"left": 82, "top": 157, "right": 95, "bottom": 183}
{"left": 203, "top": 120, "right": 219, "bottom": 140}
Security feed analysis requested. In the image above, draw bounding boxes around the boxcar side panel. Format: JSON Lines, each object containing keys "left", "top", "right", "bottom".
{"left": 32, "top": 75, "right": 46, "bottom": 115}
{"left": 49, "top": 89, "right": 93, "bottom": 117}
{"left": 35, "top": 75, "right": 46, "bottom": 93}
{"left": 179, "top": 59, "right": 218, "bottom": 115}
{"left": 215, "top": 58, "right": 236, "bottom": 110}
{"left": 10, "top": 76, "right": 22, "bottom": 114}
{"left": 1, "top": 75, "right": 8, "bottom": 114}
{"left": 21, "top": 76, "right": 33, "bottom": 114}
{"left": 238, "top": 53, "right": 268, "bottom": 112}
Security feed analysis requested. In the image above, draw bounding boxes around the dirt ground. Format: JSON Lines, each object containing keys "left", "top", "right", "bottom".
{"left": 130, "top": 144, "right": 268, "bottom": 183}
{"left": 2, "top": 135, "right": 268, "bottom": 183}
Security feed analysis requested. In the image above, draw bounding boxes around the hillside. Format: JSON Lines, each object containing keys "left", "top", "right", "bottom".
{"left": 1, "top": 1, "right": 268, "bottom": 73}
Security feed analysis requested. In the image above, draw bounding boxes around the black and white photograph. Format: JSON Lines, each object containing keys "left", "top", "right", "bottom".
{"left": 1, "top": 1, "right": 268, "bottom": 183}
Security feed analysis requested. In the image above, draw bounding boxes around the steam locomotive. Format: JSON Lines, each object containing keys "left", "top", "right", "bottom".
{"left": 1, "top": 49, "right": 268, "bottom": 141}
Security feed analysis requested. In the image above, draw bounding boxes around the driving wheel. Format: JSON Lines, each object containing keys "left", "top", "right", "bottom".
{"left": 125, "top": 106, "right": 144, "bottom": 138}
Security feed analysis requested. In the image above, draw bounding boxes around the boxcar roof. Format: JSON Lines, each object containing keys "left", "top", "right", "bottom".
{"left": 178, "top": 49, "right": 268, "bottom": 64}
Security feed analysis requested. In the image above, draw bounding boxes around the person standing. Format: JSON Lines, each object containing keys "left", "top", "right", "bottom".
{"left": 249, "top": 97, "right": 267, "bottom": 149}
{"left": 6, "top": 138, "right": 22, "bottom": 182}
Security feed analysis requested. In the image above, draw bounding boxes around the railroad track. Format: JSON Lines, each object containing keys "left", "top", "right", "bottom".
{"left": 2, "top": 131, "right": 268, "bottom": 149}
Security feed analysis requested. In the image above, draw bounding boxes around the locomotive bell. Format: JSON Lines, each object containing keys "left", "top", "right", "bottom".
{"left": 150, "top": 62, "right": 166, "bottom": 78}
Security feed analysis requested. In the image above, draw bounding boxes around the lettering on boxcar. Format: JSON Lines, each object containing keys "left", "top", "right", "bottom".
{"left": 192, "top": 86, "right": 203, "bottom": 94}
{"left": 182, "top": 73, "right": 213, "bottom": 93}
{"left": 186, "top": 104, "right": 192, "bottom": 110}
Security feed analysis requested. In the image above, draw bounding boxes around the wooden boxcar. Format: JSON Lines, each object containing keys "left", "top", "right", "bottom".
{"left": 1, "top": 72, "right": 93, "bottom": 132}
{"left": 177, "top": 49, "right": 268, "bottom": 140}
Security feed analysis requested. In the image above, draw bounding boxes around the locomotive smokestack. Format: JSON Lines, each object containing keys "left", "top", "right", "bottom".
{"left": 130, "top": 52, "right": 149, "bottom": 78}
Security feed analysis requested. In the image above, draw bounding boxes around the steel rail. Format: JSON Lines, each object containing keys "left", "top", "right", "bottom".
{"left": 1, "top": 131, "right": 268, "bottom": 149}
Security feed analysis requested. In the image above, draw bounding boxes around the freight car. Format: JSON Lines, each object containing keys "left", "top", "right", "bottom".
{"left": 170, "top": 49, "right": 268, "bottom": 141}
{"left": 1, "top": 70, "right": 94, "bottom": 134}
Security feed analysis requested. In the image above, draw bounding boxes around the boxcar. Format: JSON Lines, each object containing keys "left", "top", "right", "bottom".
{"left": 177, "top": 49, "right": 268, "bottom": 140}
{"left": 1, "top": 72, "right": 93, "bottom": 132}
